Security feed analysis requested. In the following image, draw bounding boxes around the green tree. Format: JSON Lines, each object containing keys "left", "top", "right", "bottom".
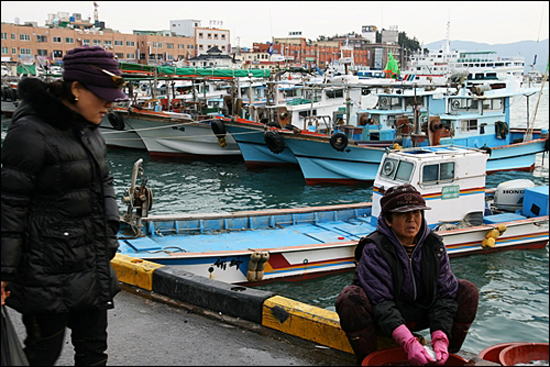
{"left": 398, "top": 32, "right": 421, "bottom": 52}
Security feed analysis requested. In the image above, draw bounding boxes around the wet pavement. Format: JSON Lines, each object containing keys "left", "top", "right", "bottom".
{"left": 6, "top": 286, "right": 356, "bottom": 366}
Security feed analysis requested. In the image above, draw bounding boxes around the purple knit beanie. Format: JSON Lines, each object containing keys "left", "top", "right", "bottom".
{"left": 62, "top": 46, "right": 128, "bottom": 102}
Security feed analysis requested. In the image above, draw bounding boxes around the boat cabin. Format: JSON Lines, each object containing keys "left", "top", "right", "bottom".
{"left": 371, "top": 146, "right": 488, "bottom": 226}
{"left": 353, "top": 84, "right": 541, "bottom": 148}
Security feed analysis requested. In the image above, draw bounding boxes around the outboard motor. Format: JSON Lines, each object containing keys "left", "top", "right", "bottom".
{"left": 494, "top": 179, "right": 535, "bottom": 212}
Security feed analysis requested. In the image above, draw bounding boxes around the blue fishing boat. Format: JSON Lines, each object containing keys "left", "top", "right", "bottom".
{"left": 116, "top": 146, "right": 549, "bottom": 285}
{"left": 274, "top": 82, "right": 548, "bottom": 184}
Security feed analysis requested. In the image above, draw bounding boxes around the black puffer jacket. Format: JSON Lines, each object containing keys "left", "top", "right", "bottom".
{"left": 1, "top": 77, "right": 121, "bottom": 314}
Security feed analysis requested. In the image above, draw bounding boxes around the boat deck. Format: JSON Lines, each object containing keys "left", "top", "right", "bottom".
{"left": 119, "top": 217, "right": 377, "bottom": 258}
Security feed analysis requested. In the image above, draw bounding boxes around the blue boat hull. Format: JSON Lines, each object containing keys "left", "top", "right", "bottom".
{"left": 224, "top": 123, "right": 298, "bottom": 168}
{"left": 283, "top": 133, "right": 547, "bottom": 185}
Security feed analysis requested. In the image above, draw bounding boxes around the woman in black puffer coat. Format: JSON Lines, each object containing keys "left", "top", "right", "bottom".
{"left": 1, "top": 46, "right": 128, "bottom": 366}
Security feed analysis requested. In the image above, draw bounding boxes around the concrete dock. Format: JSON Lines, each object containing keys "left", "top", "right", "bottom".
{"left": 7, "top": 254, "right": 487, "bottom": 365}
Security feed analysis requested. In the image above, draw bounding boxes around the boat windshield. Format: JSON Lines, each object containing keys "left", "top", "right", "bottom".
{"left": 449, "top": 98, "right": 479, "bottom": 113}
{"left": 378, "top": 96, "right": 402, "bottom": 110}
{"left": 380, "top": 158, "right": 414, "bottom": 182}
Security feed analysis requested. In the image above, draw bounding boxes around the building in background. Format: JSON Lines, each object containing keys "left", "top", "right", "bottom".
{"left": 194, "top": 22, "right": 230, "bottom": 56}
{"left": 170, "top": 19, "right": 201, "bottom": 38}
{"left": 2, "top": 8, "right": 404, "bottom": 71}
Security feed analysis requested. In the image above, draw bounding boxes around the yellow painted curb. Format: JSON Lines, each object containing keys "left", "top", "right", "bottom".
{"left": 111, "top": 254, "right": 164, "bottom": 291}
{"left": 262, "top": 295, "right": 353, "bottom": 353}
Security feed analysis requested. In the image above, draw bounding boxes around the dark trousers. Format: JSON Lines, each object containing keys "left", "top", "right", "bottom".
{"left": 336, "top": 279, "right": 478, "bottom": 353}
{"left": 21, "top": 308, "right": 108, "bottom": 366}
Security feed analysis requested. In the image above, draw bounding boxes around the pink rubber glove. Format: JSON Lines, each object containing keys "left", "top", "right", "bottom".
{"left": 392, "top": 324, "right": 435, "bottom": 366}
{"left": 431, "top": 330, "right": 450, "bottom": 365}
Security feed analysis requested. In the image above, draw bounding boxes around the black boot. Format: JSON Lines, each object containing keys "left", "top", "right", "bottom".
{"left": 448, "top": 322, "right": 472, "bottom": 353}
{"left": 346, "top": 325, "right": 378, "bottom": 365}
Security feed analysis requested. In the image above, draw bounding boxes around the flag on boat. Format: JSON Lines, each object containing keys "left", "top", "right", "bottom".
{"left": 384, "top": 51, "right": 399, "bottom": 79}
{"left": 267, "top": 43, "right": 274, "bottom": 55}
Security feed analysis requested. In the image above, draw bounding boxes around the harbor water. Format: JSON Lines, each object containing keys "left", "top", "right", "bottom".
{"left": 1, "top": 92, "right": 548, "bottom": 356}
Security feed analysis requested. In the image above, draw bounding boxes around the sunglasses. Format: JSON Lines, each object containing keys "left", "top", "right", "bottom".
{"left": 88, "top": 64, "right": 125, "bottom": 88}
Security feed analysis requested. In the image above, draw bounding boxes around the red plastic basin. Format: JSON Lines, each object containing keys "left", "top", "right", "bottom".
{"left": 498, "top": 343, "right": 549, "bottom": 366}
{"left": 478, "top": 343, "right": 522, "bottom": 363}
{"left": 362, "top": 347, "right": 468, "bottom": 366}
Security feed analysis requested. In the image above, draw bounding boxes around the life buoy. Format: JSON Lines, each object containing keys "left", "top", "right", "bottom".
{"left": 107, "top": 112, "right": 125, "bottom": 130}
{"left": 330, "top": 132, "right": 348, "bottom": 152}
{"left": 210, "top": 119, "right": 226, "bottom": 138}
{"left": 264, "top": 130, "right": 285, "bottom": 154}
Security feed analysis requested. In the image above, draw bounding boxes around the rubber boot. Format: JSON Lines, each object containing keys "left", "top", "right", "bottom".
{"left": 448, "top": 322, "right": 471, "bottom": 353}
{"left": 346, "top": 325, "right": 378, "bottom": 365}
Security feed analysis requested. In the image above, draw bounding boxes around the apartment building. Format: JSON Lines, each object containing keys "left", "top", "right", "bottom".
{"left": 1, "top": 19, "right": 209, "bottom": 66}
{"left": 194, "top": 26, "right": 230, "bottom": 56}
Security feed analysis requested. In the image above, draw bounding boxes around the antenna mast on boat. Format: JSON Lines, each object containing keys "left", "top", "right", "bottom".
{"left": 442, "top": 20, "right": 451, "bottom": 54}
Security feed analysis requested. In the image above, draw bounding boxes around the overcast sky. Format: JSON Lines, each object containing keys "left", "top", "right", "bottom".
{"left": 2, "top": 1, "right": 548, "bottom": 48}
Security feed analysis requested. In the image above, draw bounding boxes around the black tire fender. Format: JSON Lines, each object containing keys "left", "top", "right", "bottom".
{"left": 211, "top": 119, "right": 226, "bottom": 138}
{"left": 479, "top": 146, "right": 492, "bottom": 156}
{"left": 264, "top": 130, "right": 285, "bottom": 154}
{"left": 107, "top": 112, "right": 125, "bottom": 130}
{"left": 330, "top": 132, "right": 348, "bottom": 152}
{"left": 266, "top": 121, "right": 281, "bottom": 128}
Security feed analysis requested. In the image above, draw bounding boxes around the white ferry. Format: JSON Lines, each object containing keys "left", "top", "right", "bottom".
{"left": 401, "top": 23, "right": 525, "bottom": 88}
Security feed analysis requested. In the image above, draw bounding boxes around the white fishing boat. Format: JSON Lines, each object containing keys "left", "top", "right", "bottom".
{"left": 99, "top": 63, "right": 272, "bottom": 157}
{"left": 116, "top": 146, "right": 548, "bottom": 285}
{"left": 101, "top": 107, "right": 241, "bottom": 159}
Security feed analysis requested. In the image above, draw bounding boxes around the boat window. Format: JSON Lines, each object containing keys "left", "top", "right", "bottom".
{"left": 299, "top": 110, "right": 317, "bottom": 118}
{"left": 423, "top": 164, "right": 438, "bottom": 182}
{"left": 440, "top": 162, "right": 454, "bottom": 180}
{"left": 306, "top": 89, "right": 322, "bottom": 101}
{"left": 326, "top": 89, "right": 344, "bottom": 99}
{"left": 460, "top": 119, "right": 478, "bottom": 132}
{"left": 450, "top": 98, "right": 479, "bottom": 113}
{"left": 380, "top": 158, "right": 413, "bottom": 182}
{"left": 421, "top": 162, "right": 455, "bottom": 184}
{"left": 395, "top": 161, "right": 414, "bottom": 182}
{"left": 482, "top": 98, "right": 504, "bottom": 111}
{"left": 404, "top": 97, "right": 424, "bottom": 110}
{"left": 378, "top": 97, "right": 402, "bottom": 110}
